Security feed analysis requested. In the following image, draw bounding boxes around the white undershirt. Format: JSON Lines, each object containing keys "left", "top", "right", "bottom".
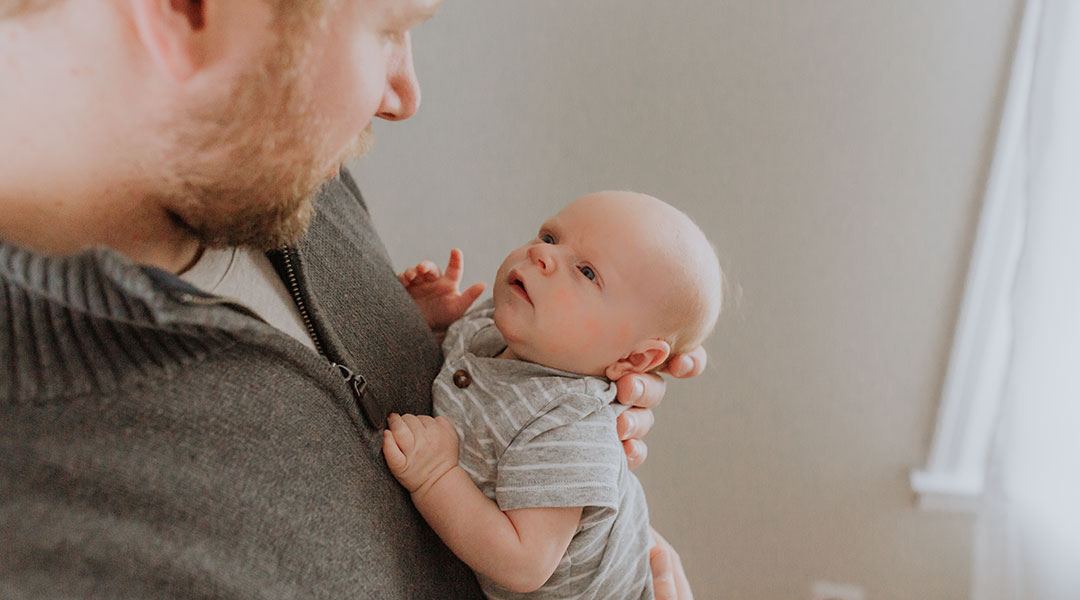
{"left": 179, "top": 247, "right": 318, "bottom": 352}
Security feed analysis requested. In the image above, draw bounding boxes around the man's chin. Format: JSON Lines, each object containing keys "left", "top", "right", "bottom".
{"left": 321, "top": 127, "right": 376, "bottom": 180}
{"left": 343, "top": 126, "right": 377, "bottom": 162}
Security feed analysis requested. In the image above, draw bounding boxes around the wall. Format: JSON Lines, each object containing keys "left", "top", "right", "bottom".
{"left": 350, "top": 1, "right": 1021, "bottom": 597}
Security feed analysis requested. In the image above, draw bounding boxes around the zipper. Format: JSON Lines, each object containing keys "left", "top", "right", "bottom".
{"left": 331, "top": 363, "right": 369, "bottom": 405}
{"left": 280, "top": 245, "right": 326, "bottom": 358}
{"left": 173, "top": 247, "right": 374, "bottom": 422}
{"left": 277, "top": 246, "right": 375, "bottom": 421}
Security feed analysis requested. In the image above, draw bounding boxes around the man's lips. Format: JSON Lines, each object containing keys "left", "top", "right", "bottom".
{"left": 508, "top": 269, "right": 532, "bottom": 305}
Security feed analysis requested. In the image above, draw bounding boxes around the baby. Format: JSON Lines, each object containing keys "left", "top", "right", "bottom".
{"left": 382, "top": 191, "right": 723, "bottom": 599}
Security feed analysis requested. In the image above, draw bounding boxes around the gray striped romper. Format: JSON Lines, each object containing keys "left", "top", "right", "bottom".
{"left": 433, "top": 300, "right": 654, "bottom": 600}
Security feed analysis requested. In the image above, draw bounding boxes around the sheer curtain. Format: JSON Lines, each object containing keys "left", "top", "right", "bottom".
{"left": 973, "top": 0, "right": 1080, "bottom": 597}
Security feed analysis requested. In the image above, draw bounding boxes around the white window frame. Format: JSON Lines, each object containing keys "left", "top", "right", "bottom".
{"left": 909, "top": 0, "right": 1040, "bottom": 513}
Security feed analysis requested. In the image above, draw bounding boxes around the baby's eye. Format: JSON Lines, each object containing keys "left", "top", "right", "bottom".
{"left": 540, "top": 233, "right": 556, "bottom": 244}
{"left": 578, "top": 266, "right": 598, "bottom": 282}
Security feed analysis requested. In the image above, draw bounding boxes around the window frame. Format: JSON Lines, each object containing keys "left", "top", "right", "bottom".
{"left": 910, "top": 0, "right": 1040, "bottom": 513}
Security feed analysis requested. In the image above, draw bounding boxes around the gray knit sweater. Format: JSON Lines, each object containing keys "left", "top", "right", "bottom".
{"left": 0, "top": 170, "right": 482, "bottom": 598}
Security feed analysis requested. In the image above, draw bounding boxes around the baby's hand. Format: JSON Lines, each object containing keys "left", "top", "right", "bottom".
{"left": 382, "top": 413, "right": 460, "bottom": 496}
{"left": 398, "top": 249, "right": 486, "bottom": 332}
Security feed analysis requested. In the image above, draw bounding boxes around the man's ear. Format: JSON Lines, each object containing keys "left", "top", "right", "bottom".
{"left": 130, "top": 0, "right": 210, "bottom": 81}
{"left": 604, "top": 339, "right": 672, "bottom": 381}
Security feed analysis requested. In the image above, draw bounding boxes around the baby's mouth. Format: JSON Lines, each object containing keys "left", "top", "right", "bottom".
{"left": 508, "top": 271, "right": 532, "bottom": 304}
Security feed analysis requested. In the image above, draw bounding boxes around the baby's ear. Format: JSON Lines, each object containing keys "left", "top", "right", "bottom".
{"left": 604, "top": 340, "right": 672, "bottom": 381}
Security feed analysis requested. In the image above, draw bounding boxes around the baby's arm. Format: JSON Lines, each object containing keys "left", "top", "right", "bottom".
{"left": 398, "top": 249, "right": 485, "bottom": 335}
{"left": 382, "top": 414, "right": 581, "bottom": 593}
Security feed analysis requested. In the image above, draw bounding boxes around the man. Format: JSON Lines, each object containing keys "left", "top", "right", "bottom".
{"left": 0, "top": 1, "right": 698, "bottom": 597}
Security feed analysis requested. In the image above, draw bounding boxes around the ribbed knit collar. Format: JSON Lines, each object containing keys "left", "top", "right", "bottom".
{"left": 0, "top": 239, "right": 242, "bottom": 403}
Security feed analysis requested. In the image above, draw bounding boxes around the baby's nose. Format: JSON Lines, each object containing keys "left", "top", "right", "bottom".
{"left": 528, "top": 246, "right": 557, "bottom": 273}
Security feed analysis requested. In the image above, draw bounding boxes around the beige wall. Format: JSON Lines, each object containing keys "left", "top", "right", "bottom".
{"left": 350, "top": 1, "right": 1021, "bottom": 598}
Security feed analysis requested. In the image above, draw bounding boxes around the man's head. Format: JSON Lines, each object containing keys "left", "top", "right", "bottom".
{"left": 492, "top": 191, "right": 724, "bottom": 379}
{"left": 0, "top": 0, "right": 437, "bottom": 257}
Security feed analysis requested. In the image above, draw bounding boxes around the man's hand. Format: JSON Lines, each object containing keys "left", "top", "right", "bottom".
{"left": 398, "top": 249, "right": 486, "bottom": 332}
{"left": 615, "top": 346, "right": 707, "bottom": 468}
{"left": 650, "top": 527, "right": 693, "bottom": 599}
{"left": 382, "top": 413, "right": 461, "bottom": 497}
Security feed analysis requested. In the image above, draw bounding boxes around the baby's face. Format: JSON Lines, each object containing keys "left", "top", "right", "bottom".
{"left": 493, "top": 192, "right": 675, "bottom": 376}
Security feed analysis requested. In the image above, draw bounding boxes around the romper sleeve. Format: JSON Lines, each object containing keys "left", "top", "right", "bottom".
{"left": 494, "top": 396, "right": 624, "bottom": 512}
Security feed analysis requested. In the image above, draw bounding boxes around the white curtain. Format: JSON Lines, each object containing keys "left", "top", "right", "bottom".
{"left": 973, "top": 0, "right": 1080, "bottom": 598}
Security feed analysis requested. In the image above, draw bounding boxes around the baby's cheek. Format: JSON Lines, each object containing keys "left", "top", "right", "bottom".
{"left": 582, "top": 317, "right": 602, "bottom": 341}
{"left": 552, "top": 315, "right": 603, "bottom": 355}
{"left": 545, "top": 316, "right": 581, "bottom": 354}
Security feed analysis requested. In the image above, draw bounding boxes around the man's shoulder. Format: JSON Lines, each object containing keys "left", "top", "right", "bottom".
{"left": 335, "top": 165, "right": 369, "bottom": 211}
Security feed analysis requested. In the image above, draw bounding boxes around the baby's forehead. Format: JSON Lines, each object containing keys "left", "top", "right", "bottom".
{"left": 557, "top": 193, "right": 702, "bottom": 259}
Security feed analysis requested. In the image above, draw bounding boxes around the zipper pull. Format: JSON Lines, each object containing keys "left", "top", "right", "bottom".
{"left": 331, "top": 362, "right": 380, "bottom": 427}
{"left": 332, "top": 363, "right": 367, "bottom": 399}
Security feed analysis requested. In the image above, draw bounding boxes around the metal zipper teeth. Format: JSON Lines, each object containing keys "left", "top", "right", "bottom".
{"left": 279, "top": 247, "right": 369, "bottom": 410}
{"left": 280, "top": 246, "right": 326, "bottom": 358}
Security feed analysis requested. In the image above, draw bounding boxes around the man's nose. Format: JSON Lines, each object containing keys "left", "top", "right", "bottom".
{"left": 376, "top": 33, "right": 421, "bottom": 122}
{"left": 527, "top": 245, "right": 557, "bottom": 274}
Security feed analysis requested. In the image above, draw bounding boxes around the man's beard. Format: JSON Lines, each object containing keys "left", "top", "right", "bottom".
{"left": 150, "top": 37, "right": 375, "bottom": 251}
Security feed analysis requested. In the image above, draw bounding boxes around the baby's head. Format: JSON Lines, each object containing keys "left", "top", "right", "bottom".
{"left": 492, "top": 191, "right": 723, "bottom": 379}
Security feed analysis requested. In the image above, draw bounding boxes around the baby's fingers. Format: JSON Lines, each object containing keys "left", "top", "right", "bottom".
{"left": 444, "top": 248, "right": 466, "bottom": 284}
{"left": 387, "top": 413, "right": 416, "bottom": 455}
{"left": 382, "top": 430, "right": 407, "bottom": 473}
{"left": 416, "top": 260, "right": 440, "bottom": 282}
{"left": 453, "top": 282, "right": 486, "bottom": 315}
{"left": 434, "top": 415, "right": 458, "bottom": 437}
{"left": 462, "top": 282, "right": 485, "bottom": 304}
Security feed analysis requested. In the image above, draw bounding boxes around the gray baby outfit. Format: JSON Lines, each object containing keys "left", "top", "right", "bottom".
{"left": 433, "top": 300, "right": 654, "bottom": 600}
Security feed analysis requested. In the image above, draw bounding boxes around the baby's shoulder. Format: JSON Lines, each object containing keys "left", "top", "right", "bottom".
{"left": 442, "top": 298, "right": 497, "bottom": 357}
{"left": 513, "top": 380, "right": 621, "bottom": 441}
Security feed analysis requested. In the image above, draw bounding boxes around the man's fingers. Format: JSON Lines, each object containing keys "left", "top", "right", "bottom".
{"left": 650, "top": 527, "right": 693, "bottom": 600}
{"left": 444, "top": 248, "right": 465, "bottom": 283}
{"left": 672, "top": 543, "right": 691, "bottom": 599}
{"left": 616, "top": 372, "right": 665, "bottom": 409}
{"left": 663, "top": 346, "right": 707, "bottom": 379}
{"left": 650, "top": 542, "right": 678, "bottom": 600}
{"left": 622, "top": 438, "right": 648, "bottom": 469}
{"left": 616, "top": 407, "right": 655, "bottom": 441}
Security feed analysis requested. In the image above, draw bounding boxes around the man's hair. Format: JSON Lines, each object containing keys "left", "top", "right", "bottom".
{"left": 0, "top": 0, "right": 53, "bottom": 17}
{"left": 1, "top": 0, "right": 329, "bottom": 20}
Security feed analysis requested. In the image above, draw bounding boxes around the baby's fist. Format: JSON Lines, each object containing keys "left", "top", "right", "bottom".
{"left": 382, "top": 413, "right": 460, "bottom": 495}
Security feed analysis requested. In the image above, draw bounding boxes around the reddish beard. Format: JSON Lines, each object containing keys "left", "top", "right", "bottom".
{"left": 149, "top": 34, "right": 375, "bottom": 251}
